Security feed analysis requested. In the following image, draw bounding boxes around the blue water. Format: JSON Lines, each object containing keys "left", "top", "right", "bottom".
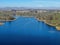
{"left": 0, "top": 16, "right": 60, "bottom": 45}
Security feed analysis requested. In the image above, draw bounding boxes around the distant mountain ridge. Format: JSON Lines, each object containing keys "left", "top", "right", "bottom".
{"left": 0, "top": 7, "right": 60, "bottom": 11}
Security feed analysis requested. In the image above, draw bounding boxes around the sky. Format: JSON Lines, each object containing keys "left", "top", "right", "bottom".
{"left": 0, "top": 0, "right": 60, "bottom": 7}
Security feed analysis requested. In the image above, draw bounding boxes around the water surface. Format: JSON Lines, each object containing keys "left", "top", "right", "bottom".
{"left": 0, "top": 16, "right": 60, "bottom": 45}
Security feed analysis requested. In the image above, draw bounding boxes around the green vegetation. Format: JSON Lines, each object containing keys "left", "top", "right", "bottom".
{"left": 36, "top": 12, "right": 60, "bottom": 30}
{"left": 0, "top": 10, "right": 60, "bottom": 30}
{"left": 0, "top": 15, "right": 15, "bottom": 21}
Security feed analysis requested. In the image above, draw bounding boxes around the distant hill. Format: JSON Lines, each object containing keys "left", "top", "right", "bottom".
{"left": 0, "top": 7, "right": 60, "bottom": 11}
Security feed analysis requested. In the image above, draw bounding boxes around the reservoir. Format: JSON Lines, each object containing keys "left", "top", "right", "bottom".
{"left": 0, "top": 16, "right": 60, "bottom": 45}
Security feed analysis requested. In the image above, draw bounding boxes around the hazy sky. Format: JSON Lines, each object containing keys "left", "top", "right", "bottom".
{"left": 0, "top": 0, "right": 60, "bottom": 7}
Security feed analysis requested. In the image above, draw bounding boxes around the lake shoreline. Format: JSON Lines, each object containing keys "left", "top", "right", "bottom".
{"left": 0, "top": 16, "right": 60, "bottom": 30}
{"left": 36, "top": 17, "right": 60, "bottom": 30}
